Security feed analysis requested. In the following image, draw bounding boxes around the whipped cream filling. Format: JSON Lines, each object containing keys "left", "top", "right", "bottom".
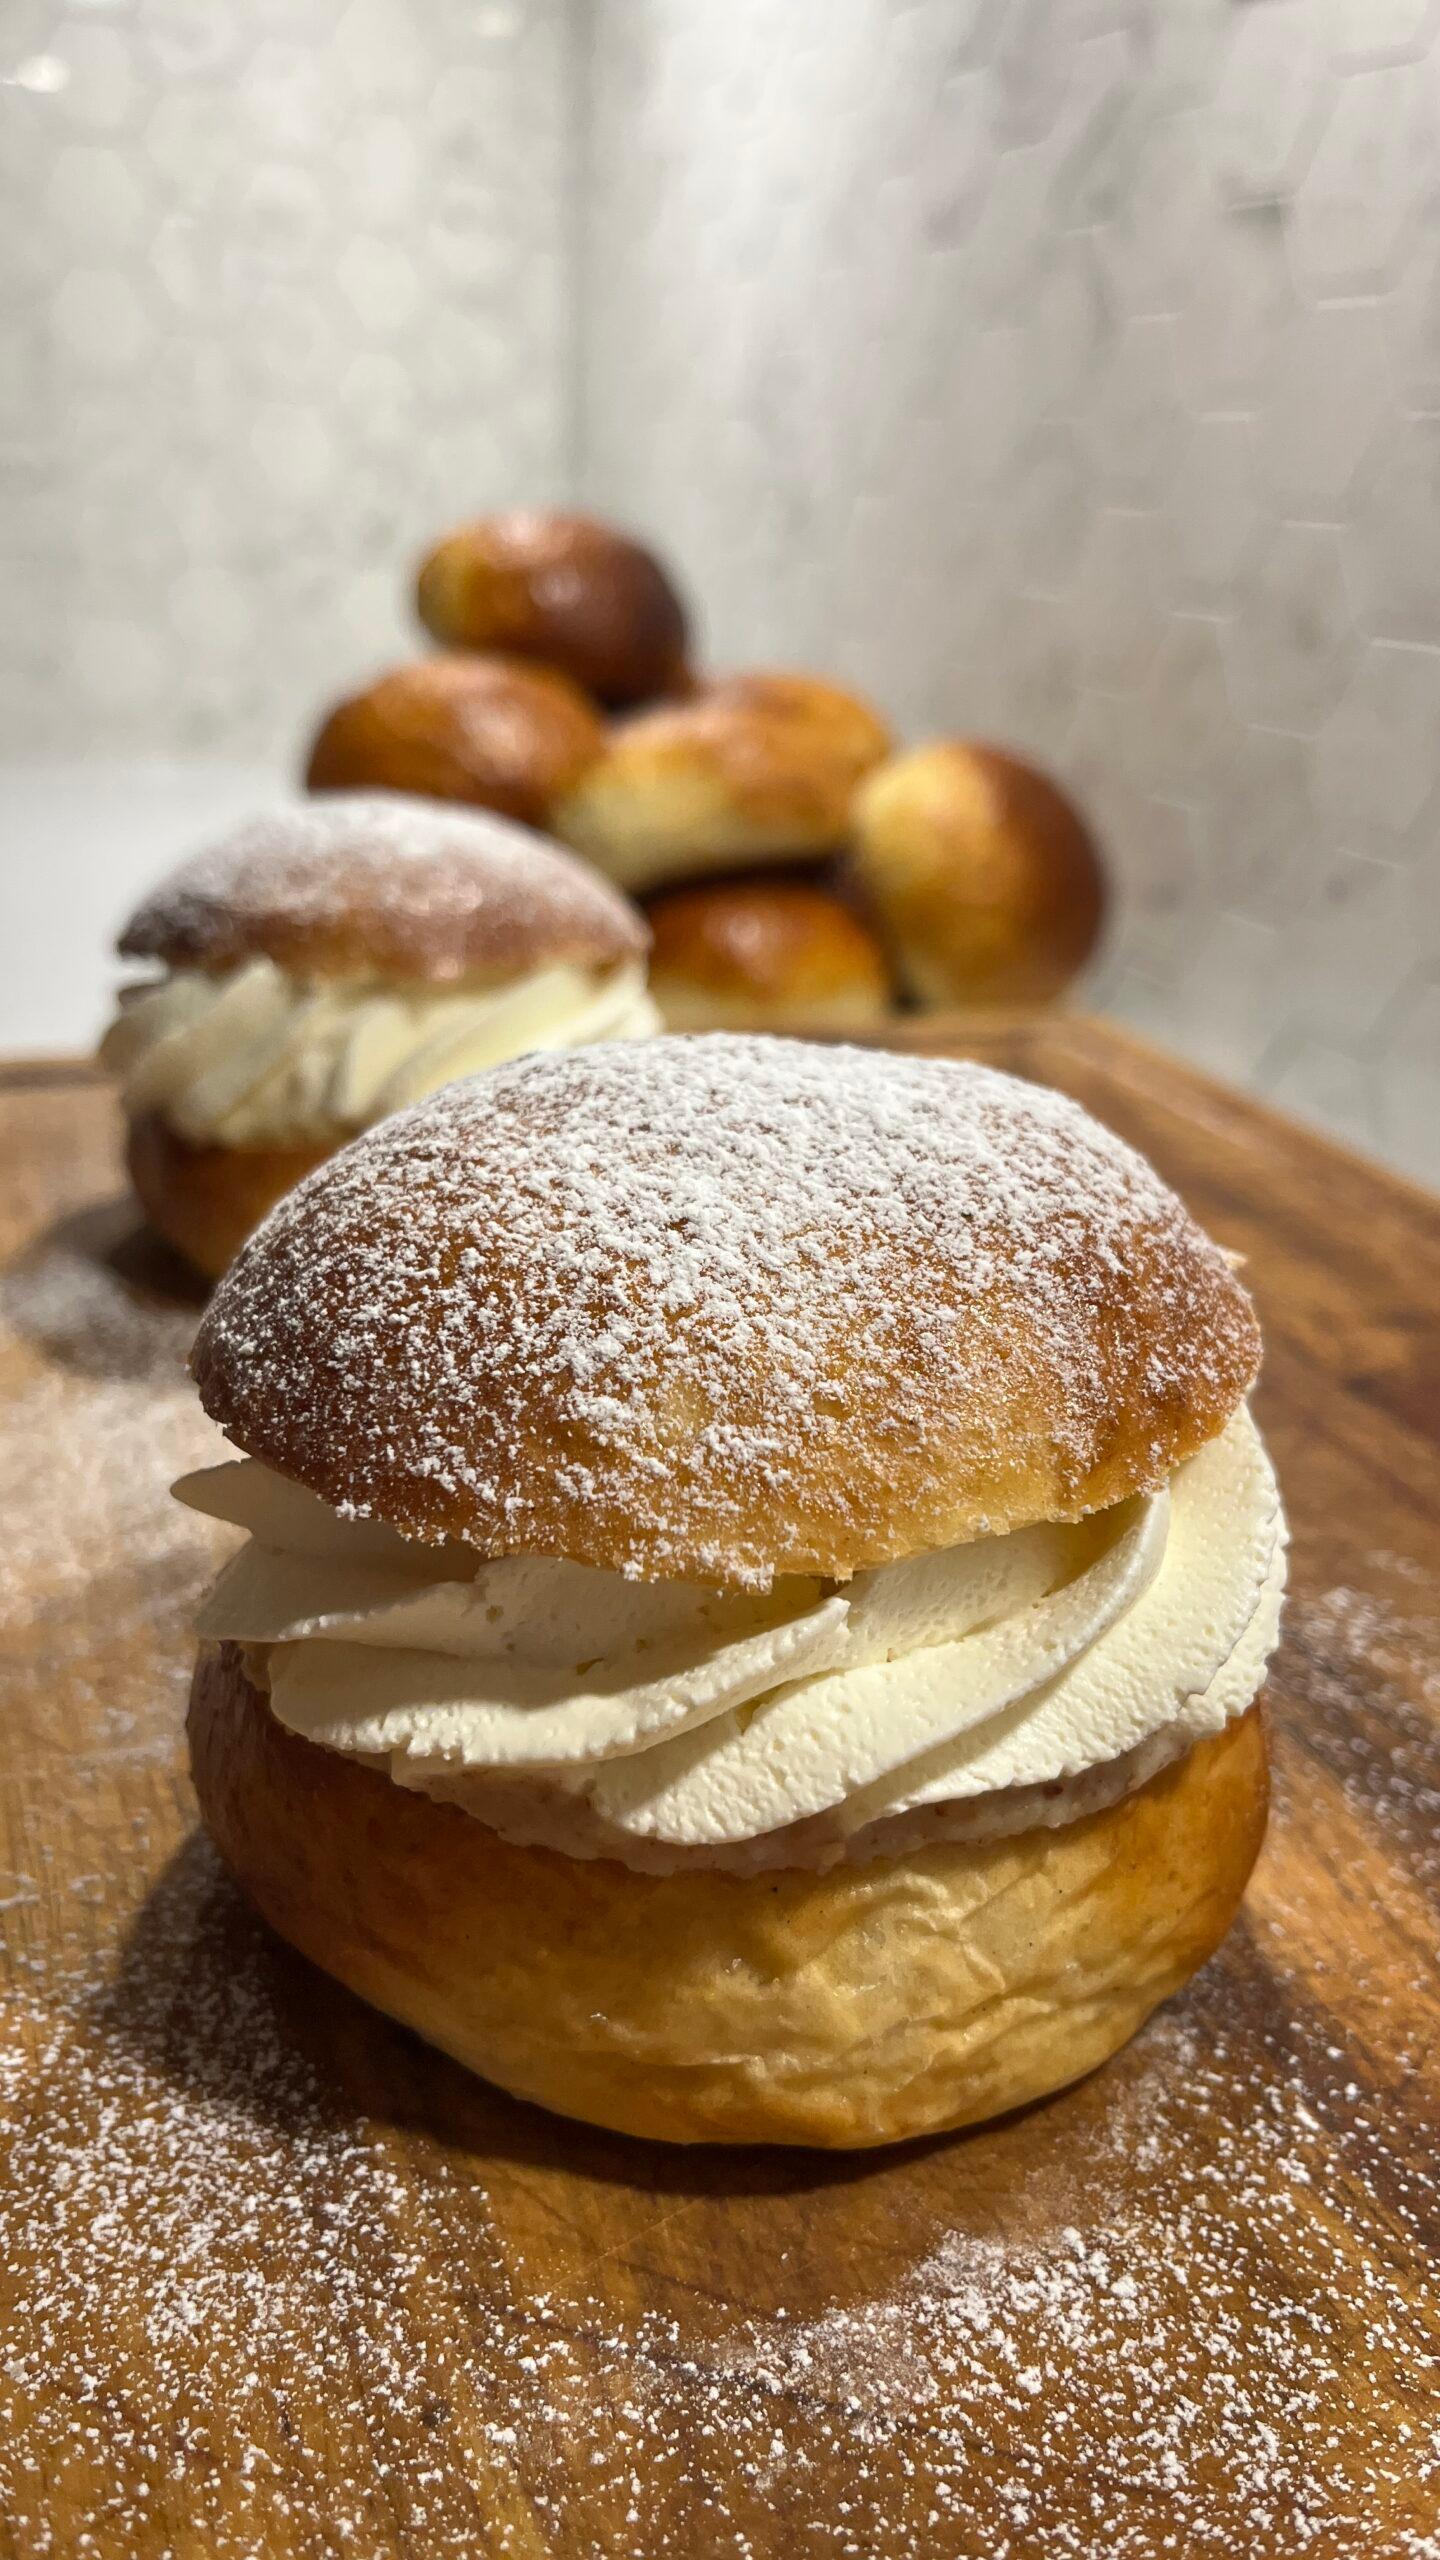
{"left": 176, "top": 1405, "right": 1285, "bottom": 1874}
{"left": 102, "top": 954, "right": 659, "bottom": 1147}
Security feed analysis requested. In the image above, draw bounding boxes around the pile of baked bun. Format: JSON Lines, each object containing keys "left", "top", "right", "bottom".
{"left": 304, "top": 509, "right": 1107, "bottom": 1033}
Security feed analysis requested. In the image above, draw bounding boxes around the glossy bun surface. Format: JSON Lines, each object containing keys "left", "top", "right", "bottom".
{"left": 306, "top": 655, "right": 604, "bottom": 828}
{"left": 416, "top": 510, "right": 690, "bottom": 706}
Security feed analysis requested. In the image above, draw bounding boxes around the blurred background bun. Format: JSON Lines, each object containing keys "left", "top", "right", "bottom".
{"left": 853, "top": 743, "right": 1107, "bottom": 1009}
{"left": 696, "top": 670, "right": 890, "bottom": 764}
{"left": 551, "top": 671, "right": 891, "bottom": 894}
{"left": 647, "top": 877, "right": 894, "bottom": 1031}
{"left": 305, "top": 654, "right": 603, "bottom": 828}
{"left": 298, "top": 512, "right": 1112, "bottom": 1032}
{"left": 416, "top": 509, "right": 691, "bottom": 707}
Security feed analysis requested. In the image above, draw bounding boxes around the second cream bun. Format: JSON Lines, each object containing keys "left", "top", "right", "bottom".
{"left": 854, "top": 742, "right": 1108, "bottom": 1008}
{"left": 550, "top": 673, "right": 893, "bottom": 894}
{"left": 646, "top": 878, "right": 895, "bottom": 1031}
{"left": 105, "top": 794, "right": 655, "bottom": 1279}
{"left": 125, "top": 1112, "right": 329, "bottom": 1284}
{"left": 305, "top": 653, "right": 604, "bottom": 827}
{"left": 415, "top": 509, "right": 691, "bottom": 707}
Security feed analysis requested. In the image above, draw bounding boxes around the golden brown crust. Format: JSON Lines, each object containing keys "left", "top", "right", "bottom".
{"left": 305, "top": 654, "right": 604, "bottom": 827}
{"left": 126, "top": 1110, "right": 329, "bottom": 1283}
{"left": 647, "top": 879, "right": 895, "bottom": 1030}
{"left": 118, "top": 792, "right": 648, "bottom": 985}
{"left": 192, "top": 1039, "right": 1262, "bottom": 1587}
{"left": 549, "top": 673, "right": 893, "bottom": 893}
{"left": 853, "top": 743, "right": 1108, "bottom": 1007}
{"left": 697, "top": 670, "right": 893, "bottom": 769}
{"left": 415, "top": 511, "right": 690, "bottom": 707}
{"left": 189, "top": 1649, "right": 1269, "bottom": 2147}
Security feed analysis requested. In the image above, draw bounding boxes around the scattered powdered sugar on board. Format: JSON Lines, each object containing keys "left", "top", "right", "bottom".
{"left": 0, "top": 1232, "right": 227, "bottom": 1775}
{"left": 1, "top": 1851, "right": 521, "bottom": 2558}
{"left": 2, "top": 1161, "right": 1438, "bottom": 2557}
{"left": 1281, "top": 1571, "right": 1440, "bottom": 1891}
{"left": 4, "top": 1912, "right": 1437, "bottom": 2559}
{"left": 695, "top": 2002, "right": 1440, "bottom": 2556}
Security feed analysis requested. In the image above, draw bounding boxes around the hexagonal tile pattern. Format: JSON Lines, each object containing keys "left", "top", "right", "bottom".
{"left": 1291, "top": 848, "right": 1429, "bottom": 1046}
{"left": 1385, "top": 226, "right": 1440, "bottom": 413}
{"left": 1344, "top": 418, "right": 1440, "bottom": 648}
{"left": 1315, "top": 640, "right": 1440, "bottom": 834}
{"left": 1077, "top": 312, "right": 1183, "bottom": 504}
{"left": 1255, "top": 300, "right": 1389, "bottom": 518}
{"left": 1328, "top": 0, "right": 1438, "bottom": 75}
{"left": 1172, "top": 199, "right": 1299, "bottom": 413}
{"left": 1, "top": 0, "right": 571, "bottom": 772}
{"left": 1225, "top": 523, "right": 1357, "bottom": 734}
{"left": 1208, "top": 0, "right": 1331, "bottom": 208}
{"left": 1132, "top": 615, "right": 1243, "bottom": 797}
{"left": 1167, "top": 414, "right": 1257, "bottom": 599}
{"left": 568, "top": 0, "right": 1434, "bottom": 1177}
{"left": 1071, "top": 507, "right": 1166, "bottom": 694}
{"left": 1212, "top": 726, "right": 1320, "bottom": 926}
{"left": 1289, "top": 56, "right": 1440, "bottom": 293}
{"left": 580, "top": 0, "right": 1440, "bottom": 1182}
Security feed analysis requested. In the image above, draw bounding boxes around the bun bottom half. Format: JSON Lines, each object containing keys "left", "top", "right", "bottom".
{"left": 126, "top": 1110, "right": 331, "bottom": 1283}
{"left": 189, "top": 1647, "right": 1268, "bottom": 2148}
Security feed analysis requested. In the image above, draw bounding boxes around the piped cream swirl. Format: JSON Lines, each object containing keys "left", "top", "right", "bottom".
{"left": 176, "top": 1405, "right": 1285, "bottom": 1873}
{"left": 102, "top": 955, "right": 659, "bottom": 1147}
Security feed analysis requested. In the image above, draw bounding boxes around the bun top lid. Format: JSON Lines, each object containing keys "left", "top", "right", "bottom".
{"left": 194, "top": 1034, "right": 1261, "bottom": 1588}
{"left": 118, "top": 791, "right": 648, "bottom": 987}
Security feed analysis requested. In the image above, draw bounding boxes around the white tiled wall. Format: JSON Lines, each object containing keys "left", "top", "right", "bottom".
{"left": 6, "top": 0, "right": 1439, "bottom": 1179}
{"left": 580, "top": 0, "right": 1440, "bottom": 1185}
{"left": 0, "top": 0, "right": 574, "bottom": 764}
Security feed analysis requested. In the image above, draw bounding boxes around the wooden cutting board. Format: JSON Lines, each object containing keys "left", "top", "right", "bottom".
{"left": 1, "top": 1027, "right": 1437, "bottom": 2560}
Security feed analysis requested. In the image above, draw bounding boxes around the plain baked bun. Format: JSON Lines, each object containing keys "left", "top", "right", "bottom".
{"left": 193, "top": 1036, "right": 1261, "bottom": 1589}
{"left": 119, "top": 792, "right": 649, "bottom": 987}
{"left": 190, "top": 1649, "right": 1269, "bottom": 2148}
{"left": 698, "top": 671, "right": 892, "bottom": 770}
{"left": 647, "top": 878, "right": 894, "bottom": 1030}
{"left": 854, "top": 741, "right": 1107, "bottom": 1007}
{"left": 549, "top": 673, "right": 892, "bottom": 893}
{"left": 415, "top": 511, "right": 690, "bottom": 707}
{"left": 305, "top": 654, "right": 603, "bottom": 826}
{"left": 126, "top": 1111, "right": 326, "bottom": 1283}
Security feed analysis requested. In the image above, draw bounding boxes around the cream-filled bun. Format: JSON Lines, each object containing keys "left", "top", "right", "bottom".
{"left": 549, "top": 673, "right": 892, "bottom": 893}
{"left": 102, "top": 792, "right": 658, "bottom": 1280}
{"left": 182, "top": 1036, "right": 1283, "bottom": 2146}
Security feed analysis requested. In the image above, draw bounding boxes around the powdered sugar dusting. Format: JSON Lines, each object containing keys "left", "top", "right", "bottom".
{"left": 2, "top": 1184, "right": 1437, "bottom": 2556}
{"left": 196, "top": 1038, "right": 1260, "bottom": 1585}
{"left": 4, "top": 1887, "right": 1436, "bottom": 2555}
{"left": 0, "top": 1228, "right": 227, "bottom": 1762}
{"left": 116, "top": 790, "right": 647, "bottom": 984}
{"left": 1281, "top": 1571, "right": 1440, "bottom": 1888}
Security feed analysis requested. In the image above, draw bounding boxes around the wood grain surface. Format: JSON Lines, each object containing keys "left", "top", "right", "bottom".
{"left": 1, "top": 1028, "right": 1437, "bottom": 2560}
